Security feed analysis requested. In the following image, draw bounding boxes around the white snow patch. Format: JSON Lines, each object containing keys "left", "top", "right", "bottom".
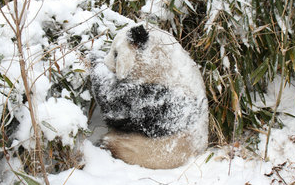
{"left": 256, "top": 77, "right": 295, "bottom": 164}
{"left": 0, "top": 157, "right": 23, "bottom": 185}
{"left": 45, "top": 141, "right": 275, "bottom": 185}
{"left": 80, "top": 90, "right": 91, "bottom": 101}
{"left": 141, "top": 0, "right": 187, "bottom": 21}
{"left": 37, "top": 97, "right": 88, "bottom": 146}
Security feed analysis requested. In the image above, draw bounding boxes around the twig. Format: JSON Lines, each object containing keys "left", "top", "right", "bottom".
{"left": 62, "top": 165, "right": 80, "bottom": 185}
{"left": 0, "top": 2, "right": 16, "bottom": 34}
{"left": 274, "top": 169, "right": 287, "bottom": 185}
{"left": 139, "top": 177, "right": 170, "bottom": 185}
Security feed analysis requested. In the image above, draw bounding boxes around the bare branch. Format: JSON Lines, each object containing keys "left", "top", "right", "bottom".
{"left": 0, "top": 4, "right": 17, "bottom": 34}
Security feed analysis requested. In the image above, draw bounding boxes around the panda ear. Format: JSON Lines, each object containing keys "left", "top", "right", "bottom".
{"left": 127, "top": 25, "right": 149, "bottom": 49}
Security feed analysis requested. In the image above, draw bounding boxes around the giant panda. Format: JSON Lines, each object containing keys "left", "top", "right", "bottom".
{"left": 91, "top": 23, "right": 208, "bottom": 169}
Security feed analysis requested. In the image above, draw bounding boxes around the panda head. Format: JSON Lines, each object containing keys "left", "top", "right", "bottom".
{"left": 104, "top": 24, "right": 149, "bottom": 80}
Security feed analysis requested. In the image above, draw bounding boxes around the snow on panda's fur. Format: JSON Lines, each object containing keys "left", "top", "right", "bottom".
{"left": 91, "top": 23, "right": 208, "bottom": 169}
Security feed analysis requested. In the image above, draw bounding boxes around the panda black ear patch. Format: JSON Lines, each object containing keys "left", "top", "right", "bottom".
{"left": 127, "top": 25, "right": 149, "bottom": 49}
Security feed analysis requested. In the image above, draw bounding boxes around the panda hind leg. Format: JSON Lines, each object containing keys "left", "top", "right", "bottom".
{"left": 102, "top": 130, "right": 196, "bottom": 169}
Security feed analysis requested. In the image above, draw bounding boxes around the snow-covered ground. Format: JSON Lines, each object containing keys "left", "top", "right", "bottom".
{"left": 47, "top": 77, "right": 295, "bottom": 185}
{"left": 0, "top": 0, "right": 294, "bottom": 184}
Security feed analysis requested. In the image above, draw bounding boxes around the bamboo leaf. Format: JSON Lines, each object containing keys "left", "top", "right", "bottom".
{"left": 3, "top": 75, "right": 14, "bottom": 88}
{"left": 250, "top": 59, "right": 269, "bottom": 85}
{"left": 41, "top": 121, "right": 57, "bottom": 133}
{"left": 205, "top": 152, "right": 214, "bottom": 163}
{"left": 253, "top": 24, "right": 269, "bottom": 34}
{"left": 183, "top": 0, "right": 196, "bottom": 13}
{"left": 115, "top": 23, "right": 128, "bottom": 31}
{"left": 169, "top": 0, "right": 175, "bottom": 11}
{"left": 13, "top": 181, "right": 21, "bottom": 185}
{"left": 73, "top": 69, "right": 86, "bottom": 73}
{"left": 12, "top": 171, "right": 41, "bottom": 185}
{"left": 0, "top": 73, "right": 14, "bottom": 88}
{"left": 283, "top": 112, "right": 295, "bottom": 118}
{"left": 275, "top": 0, "right": 284, "bottom": 16}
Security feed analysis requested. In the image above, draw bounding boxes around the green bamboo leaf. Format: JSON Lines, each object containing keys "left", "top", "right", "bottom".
{"left": 3, "top": 75, "right": 14, "bottom": 88}
{"left": 13, "top": 181, "right": 21, "bottom": 185}
{"left": 73, "top": 69, "right": 86, "bottom": 73}
{"left": 169, "top": 0, "right": 175, "bottom": 11}
{"left": 264, "top": 34, "right": 275, "bottom": 53}
{"left": 205, "top": 152, "right": 214, "bottom": 163}
{"left": 115, "top": 23, "right": 128, "bottom": 31}
{"left": 250, "top": 59, "right": 269, "bottom": 85}
{"left": 12, "top": 171, "right": 41, "bottom": 185}
{"left": 0, "top": 73, "right": 14, "bottom": 88}
{"left": 261, "top": 109, "right": 273, "bottom": 118}
{"left": 275, "top": 0, "right": 284, "bottom": 16}
{"left": 283, "top": 112, "right": 295, "bottom": 118}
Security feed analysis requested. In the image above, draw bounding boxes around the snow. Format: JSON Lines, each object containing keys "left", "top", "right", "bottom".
{"left": 256, "top": 77, "right": 295, "bottom": 165}
{"left": 46, "top": 79, "right": 295, "bottom": 184}
{"left": 141, "top": 0, "right": 175, "bottom": 21}
{"left": 0, "top": 0, "right": 295, "bottom": 185}
{"left": 37, "top": 97, "right": 88, "bottom": 146}
{"left": 80, "top": 90, "right": 91, "bottom": 101}
{"left": 46, "top": 141, "right": 275, "bottom": 185}
{"left": 220, "top": 44, "right": 230, "bottom": 69}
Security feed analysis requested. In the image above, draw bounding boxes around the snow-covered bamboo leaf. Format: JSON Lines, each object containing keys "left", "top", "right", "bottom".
{"left": 183, "top": 0, "right": 196, "bottom": 13}
{"left": 41, "top": 121, "right": 58, "bottom": 133}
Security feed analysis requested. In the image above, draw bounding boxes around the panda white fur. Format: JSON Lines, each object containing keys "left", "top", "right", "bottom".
{"left": 91, "top": 23, "right": 208, "bottom": 169}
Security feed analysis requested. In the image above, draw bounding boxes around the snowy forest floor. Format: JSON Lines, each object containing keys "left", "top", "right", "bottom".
{"left": 48, "top": 76, "right": 295, "bottom": 185}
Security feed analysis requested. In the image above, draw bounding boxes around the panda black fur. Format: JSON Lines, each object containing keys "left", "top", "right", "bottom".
{"left": 91, "top": 23, "right": 208, "bottom": 169}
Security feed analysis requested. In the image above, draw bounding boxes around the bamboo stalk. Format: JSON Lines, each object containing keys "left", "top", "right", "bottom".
{"left": 264, "top": 2, "right": 288, "bottom": 160}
